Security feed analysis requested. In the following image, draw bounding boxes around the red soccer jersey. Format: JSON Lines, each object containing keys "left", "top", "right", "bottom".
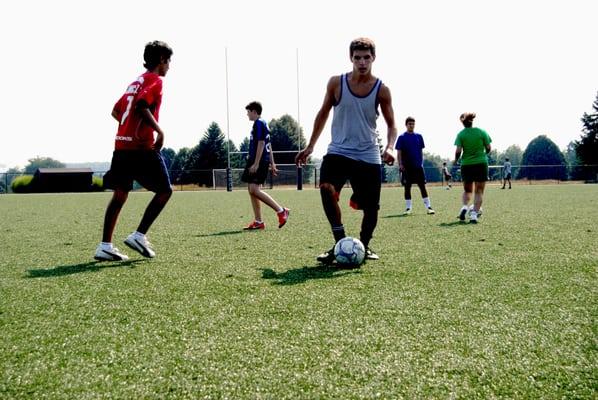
{"left": 112, "top": 72, "right": 163, "bottom": 150}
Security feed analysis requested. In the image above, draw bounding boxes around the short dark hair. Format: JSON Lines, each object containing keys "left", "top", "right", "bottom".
{"left": 350, "top": 38, "right": 376, "bottom": 57}
{"left": 405, "top": 116, "right": 415, "bottom": 124}
{"left": 245, "top": 101, "right": 262, "bottom": 115}
{"left": 505, "top": 158, "right": 510, "bottom": 161}
{"left": 143, "top": 41, "right": 173, "bottom": 70}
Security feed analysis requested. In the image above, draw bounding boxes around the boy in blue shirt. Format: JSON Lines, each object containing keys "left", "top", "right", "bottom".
{"left": 395, "top": 117, "right": 434, "bottom": 215}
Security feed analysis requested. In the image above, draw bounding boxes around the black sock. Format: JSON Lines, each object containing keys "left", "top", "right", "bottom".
{"left": 332, "top": 225, "right": 346, "bottom": 243}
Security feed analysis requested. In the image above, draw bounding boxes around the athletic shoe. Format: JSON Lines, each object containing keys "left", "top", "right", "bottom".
{"left": 470, "top": 212, "right": 478, "bottom": 224}
{"left": 243, "top": 221, "right": 265, "bottom": 230}
{"left": 427, "top": 207, "right": 436, "bottom": 215}
{"left": 365, "top": 247, "right": 380, "bottom": 260}
{"left": 316, "top": 247, "right": 335, "bottom": 265}
{"left": 124, "top": 234, "right": 156, "bottom": 258}
{"left": 277, "top": 208, "right": 290, "bottom": 228}
{"left": 403, "top": 208, "right": 412, "bottom": 215}
{"left": 94, "top": 245, "right": 129, "bottom": 261}
{"left": 458, "top": 208, "right": 468, "bottom": 221}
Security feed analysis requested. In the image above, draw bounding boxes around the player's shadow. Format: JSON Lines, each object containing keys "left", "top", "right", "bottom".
{"left": 261, "top": 265, "right": 361, "bottom": 286}
{"left": 195, "top": 230, "right": 244, "bottom": 238}
{"left": 382, "top": 214, "right": 410, "bottom": 219}
{"left": 439, "top": 221, "right": 469, "bottom": 227}
{"left": 25, "top": 259, "right": 145, "bottom": 278}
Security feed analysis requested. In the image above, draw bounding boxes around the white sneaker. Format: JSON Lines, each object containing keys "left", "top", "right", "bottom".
{"left": 427, "top": 207, "right": 436, "bottom": 215}
{"left": 470, "top": 211, "right": 478, "bottom": 224}
{"left": 403, "top": 208, "right": 412, "bottom": 215}
{"left": 124, "top": 233, "right": 156, "bottom": 258}
{"left": 94, "top": 244, "right": 129, "bottom": 261}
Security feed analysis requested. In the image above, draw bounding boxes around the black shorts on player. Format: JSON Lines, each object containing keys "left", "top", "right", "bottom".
{"left": 103, "top": 150, "right": 171, "bottom": 193}
{"left": 460, "top": 163, "right": 488, "bottom": 182}
{"left": 241, "top": 159, "right": 270, "bottom": 185}
{"left": 401, "top": 166, "right": 426, "bottom": 186}
{"left": 319, "top": 153, "right": 382, "bottom": 211}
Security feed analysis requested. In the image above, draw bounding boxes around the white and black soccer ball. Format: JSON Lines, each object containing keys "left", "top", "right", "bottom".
{"left": 334, "top": 237, "right": 366, "bottom": 266}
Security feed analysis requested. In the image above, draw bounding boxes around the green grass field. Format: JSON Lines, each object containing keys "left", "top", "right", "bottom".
{"left": 1, "top": 184, "right": 596, "bottom": 399}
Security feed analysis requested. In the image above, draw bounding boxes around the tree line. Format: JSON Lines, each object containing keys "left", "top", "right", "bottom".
{"left": 3, "top": 92, "right": 597, "bottom": 191}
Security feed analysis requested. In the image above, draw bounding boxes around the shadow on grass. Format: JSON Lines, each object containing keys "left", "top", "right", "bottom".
{"left": 439, "top": 221, "right": 470, "bottom": 227}
{"left": 261, "top": 265, "right": 361, "bottom": 286}
{"left": 25, "top": 259, "right": 146, "bottom": 278}
{"left": 195, "top": 230, "right": 244, "bottom": 238}
{"left": 382, "top": 214, "right": 410, "bottom": 219}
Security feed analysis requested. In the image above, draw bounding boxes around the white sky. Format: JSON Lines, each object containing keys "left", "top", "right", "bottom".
{"left": 1, "top": 0, "right": 597, "bottom": 171}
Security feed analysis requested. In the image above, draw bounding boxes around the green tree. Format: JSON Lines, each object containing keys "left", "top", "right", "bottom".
{"left": 170, "top": 147, "right": 191, "bottom": 184}
{"left": 564, "top": 141, "right": 584, "bottom": 180}
{"left": 423, "top": 152, "right": 444, "bottom": 182}
{"left": 520, "top": 135, "right": 566, "bottom": 180}
{"left": 185, "top": 122, "right": 228, "bottom": 186}
{"left": 24, "top": 156, "right": 65, "bottom": 174}
{"left": 268, "top": 114, "right": 306, "bottom": 165}
{"left": 575, "top": 91, "right": 598, "bottom": 179}
{"left": 500, "top": 145, "right": 523, "bottom": 167}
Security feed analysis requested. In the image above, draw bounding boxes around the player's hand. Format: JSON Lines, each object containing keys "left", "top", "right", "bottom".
{"left": 295, "top": 146, "right": 313, "bottom": 166}
{"left": 382, "top": 148, "right": 395, "bottom": 166}
{"left": 398, "top": 164, "right": 405, "bottom": 172}
{"left": 249, "top": 164, "right": 258, "bottom": 174}
{"left": 270, "top": 163, "right": 279, "bottom": 177}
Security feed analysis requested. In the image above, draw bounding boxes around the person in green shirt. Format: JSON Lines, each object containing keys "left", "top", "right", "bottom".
{"left": 453, "top": 112, "right": 492, "bottom": 223}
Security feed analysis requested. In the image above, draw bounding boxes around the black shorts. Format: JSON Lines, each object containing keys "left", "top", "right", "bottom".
{"left": 401, "top": 167, "right": 426, "bottom": 185}
{"left": 505, "top": 173, "right": 512, "bottom": 180}
{"left": 241, "top": 159, "right": 269, "bottom": 184}
{"left": 103, "top": 150, "right": 171, "bottom": 193}
{"left": 319, "top": 154, "right": 382, "bottom": 210}
{"left": 461, "top": 163, "right": 488, "bottom": 182}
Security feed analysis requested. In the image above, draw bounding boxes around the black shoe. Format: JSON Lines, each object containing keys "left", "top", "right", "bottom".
{"left": 365, "top": 247, "right": 379, "bottom": 260}
{"left": 316, "top": 247, "right": 335, "bottom": 265}
{"left": 458, "top": 208, "right": 467, "bottom": 221}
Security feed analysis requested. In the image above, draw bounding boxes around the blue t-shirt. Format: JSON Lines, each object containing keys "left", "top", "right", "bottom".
{"left": 248, "top": 118, "right": 271, "bottom": 163}
{"left": 395, "top": 132, "right": 425, "bottom": 168}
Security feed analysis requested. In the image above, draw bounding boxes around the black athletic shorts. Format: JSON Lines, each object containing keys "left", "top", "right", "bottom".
{"left": 401, "top": 166, "right": 426, "bottom": 185}
{"left": 319, "top": 153, "right": 382, "bottom": 210}
{"left": 461, "top": 163, "right": 488, "bottom": 182}
{"left": 103, "top": 150, "right": 171, "bottom": 193}
{"left": 241, "top": 159, "right": 269, "bottom": 184}
{"left": 505, "top": 173, "right": 512, "bottom": 180}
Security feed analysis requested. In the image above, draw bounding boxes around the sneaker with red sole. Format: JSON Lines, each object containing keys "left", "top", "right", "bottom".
{"left": 243, "top": 221, "right": 265, "bottom": 230}
{"left": 277, "top": 208, "right": 290, "bottom": 228}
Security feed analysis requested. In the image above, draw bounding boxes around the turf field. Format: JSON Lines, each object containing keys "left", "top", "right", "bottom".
{"left": 0, "top": 184, "right": 596, "bottom": 399}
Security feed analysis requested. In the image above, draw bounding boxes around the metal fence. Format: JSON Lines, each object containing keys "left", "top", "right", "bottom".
{"left": 1, "top": 164, "right": 597, "bottom": 193}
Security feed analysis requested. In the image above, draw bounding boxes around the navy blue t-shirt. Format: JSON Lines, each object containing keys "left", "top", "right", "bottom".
{"left": 248, "top": 118, "right": 271, "bottom": 163}
{"left": 395, "top": 132, "right": 425, "bottom": 168}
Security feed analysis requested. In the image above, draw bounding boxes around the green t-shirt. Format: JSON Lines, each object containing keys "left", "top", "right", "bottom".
{"left": 454, "top": 127, "right": 492, "bottom": 166}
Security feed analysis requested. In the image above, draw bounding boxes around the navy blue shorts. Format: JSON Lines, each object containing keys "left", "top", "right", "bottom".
{"left": 103, "top": 150, "right": 171, "bottom": 193}
{"left": 319, "top": 154, "right": 381, "bottom": 210}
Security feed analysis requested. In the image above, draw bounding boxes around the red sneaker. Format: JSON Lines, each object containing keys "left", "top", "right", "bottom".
{"left": 243, "top": 221, "right": 265, "bottom": 230}
{"left": 277, "top": 208, "right": 290, "bottom": 228}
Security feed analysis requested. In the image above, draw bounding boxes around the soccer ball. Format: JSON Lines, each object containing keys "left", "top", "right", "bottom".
{"left": 334, "top": 237, "right": 366, "bottom": 267}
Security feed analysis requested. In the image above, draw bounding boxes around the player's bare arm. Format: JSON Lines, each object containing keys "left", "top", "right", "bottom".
{"left": 139, "top": 107, "right": 165, "bottom": 151}
{"left": 269, "top": 149, "right": 279, "bottom": 176}
{"left": 378, "top": 84, "right": 397, "bottom": 165}
{"left": 454, "top": 146, "right": 463, "bottom": 164}
{"left": 250, "top": 140, "right": 265, "bottom": 174}
{"left": 295, "top": 76, "right": 340, "bottom": 166}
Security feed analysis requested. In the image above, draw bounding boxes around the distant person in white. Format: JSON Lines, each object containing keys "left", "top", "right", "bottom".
{"left": 502, "top": 158, "right": 512, "bottom": 189}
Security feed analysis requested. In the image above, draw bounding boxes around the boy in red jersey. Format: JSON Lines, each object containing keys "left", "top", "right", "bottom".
{"left": 94, "top": 41, "right": 173, "bottom": 261}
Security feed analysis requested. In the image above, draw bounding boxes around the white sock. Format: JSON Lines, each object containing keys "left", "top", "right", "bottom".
{"left": 423, "top": 197, "right": 431, "bottom": 208}
{"left": 101, "top": 242, "right": 113, "bottom": 250}
{"left": 255, "top": 219, "right": 263, "bottom": 224}
{"left": 276, "top": 207, "right": 284, "bottom": 213}
{"left": 461, "top": 205, "right": 469, "bottom": 211}
{"left": 406, "top": 199, "right": 412, "bottom": 209}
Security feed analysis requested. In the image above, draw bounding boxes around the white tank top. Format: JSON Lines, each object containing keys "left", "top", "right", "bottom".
{"left": 327, "top": 73, "right": 382, "bottom": 164}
